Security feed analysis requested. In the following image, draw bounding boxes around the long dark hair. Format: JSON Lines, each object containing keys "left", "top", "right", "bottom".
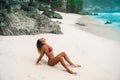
{"left": 36, "top": 39, "right": 44, "bottom": 49}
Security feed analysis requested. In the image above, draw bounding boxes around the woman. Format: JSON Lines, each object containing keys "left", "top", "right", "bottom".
{"left": 36, "top": 38, "right": 80, "bottom": 74}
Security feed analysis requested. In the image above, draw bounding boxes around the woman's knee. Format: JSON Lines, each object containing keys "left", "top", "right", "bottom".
{"left": 59, "top": 57, "right": 64, "bottom": 63}
{"left": 60, "top": 52, "right": 66, "bottom": 56}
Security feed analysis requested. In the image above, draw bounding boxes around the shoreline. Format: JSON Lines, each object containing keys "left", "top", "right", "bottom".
{"left": 75, "top": 15, "right": 120, "bottom": 41}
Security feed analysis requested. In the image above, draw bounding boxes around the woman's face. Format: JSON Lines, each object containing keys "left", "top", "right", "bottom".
{"left": 40, "top": 38, "right": 46, "bottom": 44}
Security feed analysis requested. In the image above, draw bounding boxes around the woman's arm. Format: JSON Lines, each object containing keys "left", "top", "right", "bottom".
{"left": 36, "top": 50, "right": 44, "bottom": 64}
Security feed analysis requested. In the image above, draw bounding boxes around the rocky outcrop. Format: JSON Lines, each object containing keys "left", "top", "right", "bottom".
{"left": 105, "top": 21, "right": 112, "bottom": 24}
{"left": 0, "top": 10, "right": 62, "bottom": 35}
{"left": 42, "top": 10, "right": 62, "bottom": 19}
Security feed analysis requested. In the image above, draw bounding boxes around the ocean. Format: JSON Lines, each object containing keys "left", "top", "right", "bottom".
{"left": 93, "top": 12, "right": 120, "bottom": 30}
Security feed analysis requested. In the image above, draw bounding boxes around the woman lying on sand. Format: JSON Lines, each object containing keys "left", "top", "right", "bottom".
{"left": 36, "top": 38, "right": 81, "bottom": 74}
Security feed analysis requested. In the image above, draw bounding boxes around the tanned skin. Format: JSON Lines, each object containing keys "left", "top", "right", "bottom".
{"left": 36, "top": 38, "right": 81, "bottom": 74}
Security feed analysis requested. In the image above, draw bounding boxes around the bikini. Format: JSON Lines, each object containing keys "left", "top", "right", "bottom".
{"left": 48, "top": 46, "right": 53, "bottom": 52}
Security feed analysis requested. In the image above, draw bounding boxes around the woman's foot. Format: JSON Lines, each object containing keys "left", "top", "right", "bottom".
{"left": 67, "top": 69, "right": 77, "bottom": 74}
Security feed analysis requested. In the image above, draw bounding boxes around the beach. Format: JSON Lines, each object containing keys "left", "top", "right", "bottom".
{"left": 0, "top": 12, "right": 120, "bottom": 80}
{"left": 76, "top": 15, "right": 120, "bottom": 41}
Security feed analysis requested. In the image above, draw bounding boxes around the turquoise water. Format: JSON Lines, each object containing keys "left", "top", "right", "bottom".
{"left": 93, "top": 12, "right": 120, "bottom": 30}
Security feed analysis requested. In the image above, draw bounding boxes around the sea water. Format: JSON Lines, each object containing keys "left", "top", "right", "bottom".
{"left": 93, "top": 12, "right": 120, "bottom": 30}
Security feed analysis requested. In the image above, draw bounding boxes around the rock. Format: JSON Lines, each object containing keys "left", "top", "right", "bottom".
{"left": 0, "top": 10, "right": 62, "bottom": 35}
{"left": 92, "top": 12, "right": 98, "bottom": 15}
{"left": 105, "top": 21, "right": 112, "bottom": 24}
{"left": 42, "top": 10, "right": 62, "bottom": 19}
{"left": 76, "top": 23, "right": 86, "bottom": 26}
{"left": 53, "top": 12, "right": 62, "bottom": 19}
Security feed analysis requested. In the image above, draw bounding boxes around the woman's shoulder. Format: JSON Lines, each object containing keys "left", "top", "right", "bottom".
{"left": 40, "top": 45, "right": 48, "bottom": 54}
{"left": 42, "top": 44, "right": 48, "bottom": 50}
{"left": 41, "top": 44, "right": 50, "bottom": 54}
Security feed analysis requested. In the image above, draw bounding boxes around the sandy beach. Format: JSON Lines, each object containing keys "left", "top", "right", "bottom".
{"left": 0, "top": 12, "right": 120, "bottom": 80}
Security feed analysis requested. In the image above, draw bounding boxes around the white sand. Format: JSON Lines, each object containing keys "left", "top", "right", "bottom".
{"left": 0, "top": 12, "right": 120, "bottom": 80}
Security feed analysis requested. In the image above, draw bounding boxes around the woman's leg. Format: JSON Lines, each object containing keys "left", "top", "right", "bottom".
{"left": 59, "top": 57, "right": 77, "bottom": 74}
{"left": 48, "top": 53, "right": 76, "bottom": 74}
{"left": 60, "top": 52, "right": 74, "bottom": 65}
{"left": 60, "top": 52, "right": 81, "bottom": 67}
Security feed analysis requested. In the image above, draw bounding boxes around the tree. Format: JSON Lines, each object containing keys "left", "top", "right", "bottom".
{"left": 67, "top": 0, "right": 83, "bottom": 13}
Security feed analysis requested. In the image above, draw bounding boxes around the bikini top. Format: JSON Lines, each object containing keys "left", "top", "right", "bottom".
{"left": 48, "top": 46, "right": 53, "bottom": 52}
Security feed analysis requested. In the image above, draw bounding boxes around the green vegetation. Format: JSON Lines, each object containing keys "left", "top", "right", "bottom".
{"left": 68, "top": 0, "right": 83, "bottom": 8}
{"left": 67, "top": 0, "right": 83, "bottom": 13}
{"left": 50, "top": 0, "right": 63, "bottom": 8}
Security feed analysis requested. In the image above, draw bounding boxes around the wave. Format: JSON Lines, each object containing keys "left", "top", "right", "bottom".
{"left": 98, "top": 12, "right": 120, "bottom": 16}
{"left": 112, "top": 13, "right": 120, "bottom": 16}
{"left": 96, "top": 12, "right": 120, "bottom": 22}
{"left": 93, "top": 12, "right": 120, "bottom": 30}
